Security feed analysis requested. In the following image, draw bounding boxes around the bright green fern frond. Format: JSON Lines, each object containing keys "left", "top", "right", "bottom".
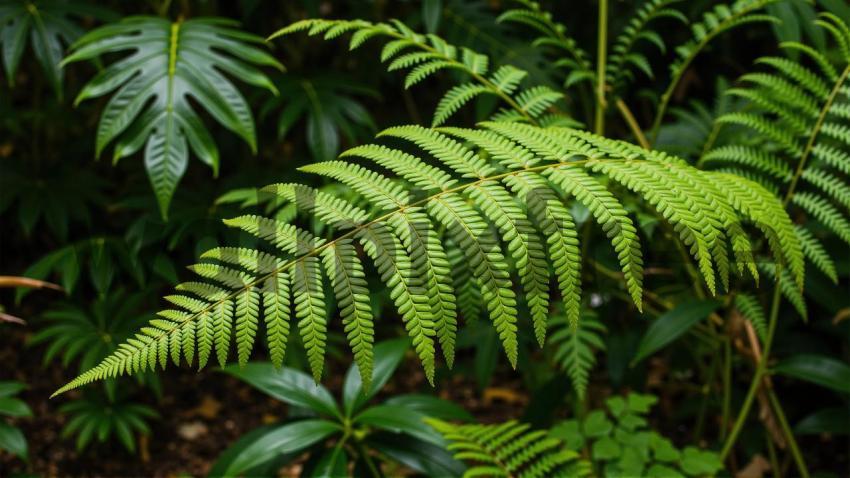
{"left": 426, "top": 418, "right": 590, "bottom": 478}
{"left": 549, "top": 311, "right": 606, "bottom": 399}
{"left": 270, "top": 18, "right": 571, "bottom": 127}
{"left": 53, "top": 124, "right": 803, "bottom": 397}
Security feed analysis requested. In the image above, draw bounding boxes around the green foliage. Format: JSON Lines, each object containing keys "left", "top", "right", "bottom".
{"left": 548, "top": 309, "right": 605, "bottom": 399}
{"left": 53, "top": 121, "right": 804, "bottom": 397}
{"left": 427, "top": 418, "right": 591, "bottom": 478}
{"left": 549, "top": 394, "right": 724, "bottom": 477}
{"left": 260, "top": 73, "right": 378, "bottom": 163}
{"left": 0, "top": 381, "right": 31, "bottom": 459}
{"left": 58, "top": 392, "right": 157, "bottom": 452}
{"left": 706, "top": 13, "right": 850, "bottom": 315}
{"left": 210, "top": 340, "right": 467, "bottom": 477}
{"left": 271, "top": 18, "right": 576, "bottom": 128}
{"left": 29, "top": 289, "right": 152, "bottom": 372}
{"left": 0, "top": 0, "right": 113, "bottom": 97}
{"left": 63, "top": 16, "right": 282, "bottom": 217}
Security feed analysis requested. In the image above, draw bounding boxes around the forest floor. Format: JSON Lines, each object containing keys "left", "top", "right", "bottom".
{"left": 0, "top": 327, "right": 526, "bottom": 477}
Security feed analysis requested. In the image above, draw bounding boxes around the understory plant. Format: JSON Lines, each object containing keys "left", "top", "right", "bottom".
{"left": 2, "top": 0, "right": 849, "bottom": 476}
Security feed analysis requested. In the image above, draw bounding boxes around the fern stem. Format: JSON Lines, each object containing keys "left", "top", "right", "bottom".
{"left": 719, "top": 275, "right": 782, "bottom": 462}
{"left": 73, "top": 158, "right": 605, "bottom": 380}
{"left": 766, "top": 387, "right": 810, "bottom": 478}
{"left": 649, "top": 1, "right": 771, "bottom": 144}
{"left": 380, "top": 29, "right": 537, "bottom": 125}
{"left": 594, "top": 0, "right": 608, "bottom": 135}
{"left": 615, "top": 99, "right": 649, "bottom": 149}
{"left": 783, "top": 64, "right": 850, "bottom": 207}
{"left": 720, "top": 337, "right": 731, "bottom": 442}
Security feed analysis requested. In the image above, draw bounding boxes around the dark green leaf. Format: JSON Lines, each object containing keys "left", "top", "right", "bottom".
{"left": 0, "top": 422, "right": 27, "bottom": 459}
{"left": 795, "top": 407, "right": 850, "bottom": 435}
{"left": 214, "top": 420, "right": 339, "bottom": 477}
{"left": 773, "top": 354, "right": 850, "bottom": 394}
{"left": 355, "top": 405, "right": 444, "bottom": 446}
{"left": 342, "top": 338, "right": 408, "bottom": 416}
{"left": 632, "top": 300, "right": 720, "bottom": 364}
{"left": 222, "top": 363, "right": 341, "bottom": 419}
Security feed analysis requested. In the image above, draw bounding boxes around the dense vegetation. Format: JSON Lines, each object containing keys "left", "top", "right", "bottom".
{"left": 1, "top": 0, "right": 849, "bottom": 476}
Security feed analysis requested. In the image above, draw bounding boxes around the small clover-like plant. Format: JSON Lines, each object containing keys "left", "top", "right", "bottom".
{"left": 549, "top": 393, "right": 724, "bottom": 477}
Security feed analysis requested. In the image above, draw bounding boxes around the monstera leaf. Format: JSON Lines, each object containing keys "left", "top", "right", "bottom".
{"left": 0, "top": 0, "right": 112, "bottom": 97}
{"left": 63, "top": 16, "right": 282, "bottom": 217}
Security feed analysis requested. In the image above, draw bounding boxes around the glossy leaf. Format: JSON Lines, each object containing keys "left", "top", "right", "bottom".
{"left": 632, "top": 300, "right": 720, "bottom": 364}
{"left": 773, "top": 354, "right": 850, "bottom": 394}
{"left": 221, "top": 363, "right": 341, "bottom": 420}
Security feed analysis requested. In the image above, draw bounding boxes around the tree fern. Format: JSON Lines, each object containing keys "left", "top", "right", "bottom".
{"left": 53, "top": 123, "right": 803, "bottom": 396}
{"left": 270, "top": 18, "right": 573, "bottom": 127}
{"left": 426, "top": 418, "right": 591, "bottom": 478}
{"left": 705, "top": 13, "right": 850, "bottom": 292}
{"left": 63, "top": 16, "right": 282, "bottom": 217}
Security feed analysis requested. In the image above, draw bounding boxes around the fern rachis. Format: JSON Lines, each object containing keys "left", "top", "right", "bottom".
{"left": 53, "top": 123, "right": 804, "bottom": 397}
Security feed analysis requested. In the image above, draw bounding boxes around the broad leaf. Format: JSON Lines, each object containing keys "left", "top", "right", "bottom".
{"left": 0, "top": 0, "right": 114, "bottom": 97}
{"left": 63, "top": 16, "right": 281, "bottom": 217}
{"left": 342, "top": 338, "right": 408, "bottom": 416}
{"left": 354, "top": 404, "right": 445, "bottom": 446}
{"left": 210, "top": 419, "right": 339, "bottom": 477}
{"left": 0, "top": 422, "right": 26, "bottom": 459}
{"left": 221, "top": 362, "right": 341, "bottom": 420}
{"left": 632, "top": 300, "right": 720, "bottom": 364}
{"left": 773, "top": 354, "right": 850, "bottom": 394}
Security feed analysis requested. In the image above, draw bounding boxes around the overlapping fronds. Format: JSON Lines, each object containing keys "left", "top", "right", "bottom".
{"left": 270, "top": 18, "right": 574, "bottom": 127}
{"left": 53, "top": 123, "right": 803, "bottom": 397}
{"left": 497, "top": 0, "right": 594, "bottom": 89}
{"left": 426, "top": 418, "right": 591, "bottom": 478}
{"left": 651, "top": 0, "right": 780, "bottom": 136}
{"left": 706, "top": 14, "right": 850, "bottom": 293}
{"left": 607, "top": 0, "right": 687, "bottom": 90}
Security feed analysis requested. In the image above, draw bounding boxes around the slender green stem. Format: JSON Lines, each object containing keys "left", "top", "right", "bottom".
{"left": 353, "top": 437, "right": 382, "bottom": 478}
{"left": 720, "top": 275, "right": 782, "bottom": 460}
{"left": 616, "top": 99, "right": 650, "bottom": 149}
{"left": 594, "top": 0, "right": 608, "bottom": 135}
{"left": 720, "top": 337, "right": 732, "bottom": 442}
{"left": 765, "top": 433, "right": 780, "bottom": 478}
{"left": 783, "top": 64, "right": 850, "bottom": 207}
{"left": 767, "top": 388, "right": 809, "bottom": 478}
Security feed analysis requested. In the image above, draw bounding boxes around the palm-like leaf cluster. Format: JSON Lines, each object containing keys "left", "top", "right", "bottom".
{"left": 63, "top": 16, "right": 282, "bottom": 217}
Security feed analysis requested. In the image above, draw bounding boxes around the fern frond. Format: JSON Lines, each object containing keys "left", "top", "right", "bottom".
{"left": 734, "top": 294, "right": 767, "bottom": 342}
{"left": 549, "top": 312, "right": 606, "bottom": 399}
{"left": 651, "top": 0, "right": 780, "bottom": 137}
{"left": 54, "top": 124, "right": 802, "bottom": 396}
{"left": 608, "top": 0, "right": 687, "bottom": 90}
{"left": 427, "top": 418, "right": 590, "bottom": 478}
{"left": 271, "top": 18, "right": 571, "bottom": 127}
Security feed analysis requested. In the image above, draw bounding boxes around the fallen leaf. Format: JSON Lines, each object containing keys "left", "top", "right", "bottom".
{"left": 191, "top": 395, "right": 222, "bottom": 419}
{"left": 736, "top": 453, "right": 770, "bottom": 478}
{"left": 177, "top": 421, "right": 208, "bottom": 441}
{"left": 482, "top": 387, "right": 527, "bottom": 407}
